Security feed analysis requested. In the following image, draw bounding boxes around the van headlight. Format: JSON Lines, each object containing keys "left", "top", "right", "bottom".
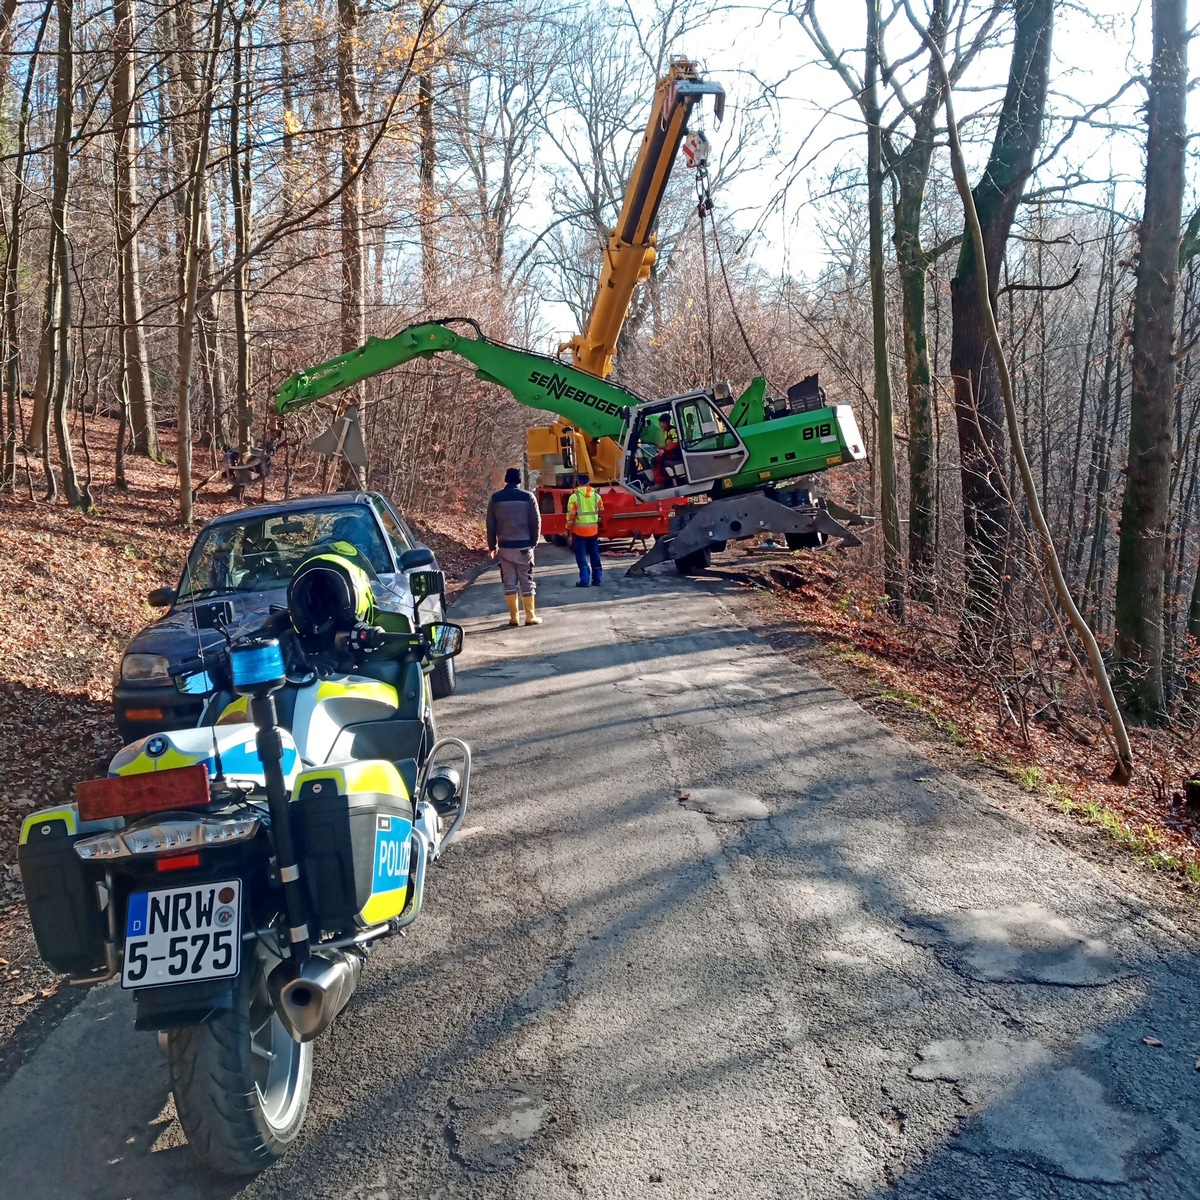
{"left": 121, "top": 653, "right": 171, "bottom": 682}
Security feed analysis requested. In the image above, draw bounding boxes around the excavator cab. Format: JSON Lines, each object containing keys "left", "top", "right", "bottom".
{"left": 622, "top": 393, "right": 749, "bottom": 499}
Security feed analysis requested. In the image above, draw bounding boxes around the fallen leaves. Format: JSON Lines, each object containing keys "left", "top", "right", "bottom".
{"left": 9, "top": 993, "right": 34, "bottom": 1007}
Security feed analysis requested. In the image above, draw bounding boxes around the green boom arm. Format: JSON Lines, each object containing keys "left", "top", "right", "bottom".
{"left": 276, "top": 321, "right": 633, "bottom": 442}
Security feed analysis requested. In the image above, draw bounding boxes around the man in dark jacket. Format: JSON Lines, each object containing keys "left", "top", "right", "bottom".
{"left": 486, "top": 467, "right": 542, "bottom": 626}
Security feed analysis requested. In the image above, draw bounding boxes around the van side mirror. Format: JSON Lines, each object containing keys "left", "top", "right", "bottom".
{"left": 148, "top": 587, "right": 176, "bottom": 608}
{"left": 399, "top": 547, "right": 436, "bottom": 571}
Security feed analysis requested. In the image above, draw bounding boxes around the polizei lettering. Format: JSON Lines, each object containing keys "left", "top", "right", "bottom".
{"left": 527, "top": 370, "right": 624, "bottom": 418}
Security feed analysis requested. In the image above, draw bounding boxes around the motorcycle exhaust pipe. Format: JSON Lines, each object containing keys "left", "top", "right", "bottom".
{"left": 268, "top": 949, "right": 363, "bottom": 1043}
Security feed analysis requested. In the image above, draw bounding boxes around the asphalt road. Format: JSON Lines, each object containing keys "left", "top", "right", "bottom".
{"left": 2, "top": 546, "right": 1199, "bottom": 1200}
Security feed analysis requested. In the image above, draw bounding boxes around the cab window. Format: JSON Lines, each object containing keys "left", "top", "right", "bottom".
{"left": 675, "top": 398, "right": 739, "bottom": 452}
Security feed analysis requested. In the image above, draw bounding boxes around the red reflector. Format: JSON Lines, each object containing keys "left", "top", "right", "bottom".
{"left": 157, "top": 852, "right": 202, "bottom": 872}
{"left": 124, "top": 708, "right": 164, "bottom": 721}
{"left": 76, "top": 764, "right": 211, "bottom": 822}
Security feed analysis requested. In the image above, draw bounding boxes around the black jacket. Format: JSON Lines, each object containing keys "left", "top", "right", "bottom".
{"left": 486, "top": 484, "right": 541, "bottom": 550}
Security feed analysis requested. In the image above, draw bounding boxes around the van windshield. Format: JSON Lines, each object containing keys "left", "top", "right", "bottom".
{"left": 178, "top": 506, "right": 390, "bottom": 600}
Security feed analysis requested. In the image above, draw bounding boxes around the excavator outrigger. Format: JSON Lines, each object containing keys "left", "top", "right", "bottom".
{"left": 276, "top": 319, "right": 868, "bottom": 575}
{"left": 527, "top": 57, "right": 725, "bottom": 543}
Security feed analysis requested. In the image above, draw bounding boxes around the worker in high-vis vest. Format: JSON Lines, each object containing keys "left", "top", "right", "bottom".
{"left": 566, "top": 473, "right": 604, "bottom": 587}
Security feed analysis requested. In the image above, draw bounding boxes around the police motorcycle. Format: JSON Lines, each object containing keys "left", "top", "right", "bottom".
{"left": 17, "top": 547, "right": 470, "bottom": 1175}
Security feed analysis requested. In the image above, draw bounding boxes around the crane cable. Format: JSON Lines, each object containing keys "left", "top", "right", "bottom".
{"left": 694, "top": 164, "right": 770, "bottom": 383}
{"left": 695, "top": 173, "right": 719, "bottom": 388}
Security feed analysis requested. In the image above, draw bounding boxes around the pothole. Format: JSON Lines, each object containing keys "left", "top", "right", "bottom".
{"left": 615, "top": 673, "right": 691, "bottom": 696}
{"left": 478, "top": 662, "right": 560, "bottom": 681}
{"left": 906, "top": 903, "right": 1120, "bottom": 986}
{"left": 447, "top": 1083, "right": 550, "bottom": 1173}
{"left": 910, "top": 1037, "right": 1051, "bottom": 1104}
{"left": 681, "top": 788, "right": 770, "bottom": 822}
{"left": 957, "top": 1067, "right": 1173, "bottom": 1183}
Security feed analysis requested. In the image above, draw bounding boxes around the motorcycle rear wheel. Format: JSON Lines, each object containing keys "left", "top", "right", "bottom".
{"left": 168, "top": 942, "right": 313, "bottom": 1175}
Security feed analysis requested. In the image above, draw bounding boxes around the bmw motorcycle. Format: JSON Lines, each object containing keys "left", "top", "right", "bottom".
{"left": 17, "top": 570, "right": 469, "bottom": 1175}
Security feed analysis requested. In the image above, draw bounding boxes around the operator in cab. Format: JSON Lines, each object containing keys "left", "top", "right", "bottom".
{"left": 652, "top": 414, "right": 681, "bottom": 487}
{"left": 566, "top": 473, "right": 604, "bottom": 587}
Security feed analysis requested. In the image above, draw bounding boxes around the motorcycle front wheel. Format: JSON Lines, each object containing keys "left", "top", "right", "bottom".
{"left": 168, "top": 941, "right": 313, "bottom": 1176}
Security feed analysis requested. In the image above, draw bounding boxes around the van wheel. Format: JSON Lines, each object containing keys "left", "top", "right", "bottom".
{"left": 430, "top": 654, "right": 456, "bottom": 699}
{"left": 168, "top": 942, "right": 312, "bottom": 1176}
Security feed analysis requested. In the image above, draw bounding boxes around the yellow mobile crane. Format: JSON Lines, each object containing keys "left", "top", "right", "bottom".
{"left": 529, "top": 57, "right": 724, "bottom": 541}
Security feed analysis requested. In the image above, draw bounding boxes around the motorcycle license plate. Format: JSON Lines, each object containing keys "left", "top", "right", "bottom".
{"left": 121, "top": 880, "right": 241, "bottom": 989}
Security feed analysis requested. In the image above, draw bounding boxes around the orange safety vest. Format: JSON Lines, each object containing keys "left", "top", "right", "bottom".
{"left": 567, "top": 485, "right": 603, "bottom": 536}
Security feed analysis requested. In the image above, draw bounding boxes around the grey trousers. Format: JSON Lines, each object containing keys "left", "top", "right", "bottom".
{"left": 498, "top": 546, "right": 535, "bottom": 595}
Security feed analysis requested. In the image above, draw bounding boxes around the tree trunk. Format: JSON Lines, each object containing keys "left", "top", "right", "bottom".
{"left": 35, "top": 261, "right": 56, "bottom": 498}
{"left": 2, "top": 0, "right": 47, "bottom": 489}
{"left": 175, "top": 0, "right": 224, "bottom": 525}
{"left": 50, "top": 0, "right": 85, "bottom": 508}
{"left": 889, "top": 0, "right": 946, "bottom": 600}
{"left": 230, "top": 1, "right": 253, "bottom": 450}
{"left": 894, "top": 193, "right": 935, "bottom": 599}
{"left": 949, "top": 0, "right": 1053, "bottom": 627}
{"left": 1184, "top": 479, "right": 1200, "bottom": 714}
{"left": 197, "top": 180, "right": 228, "bottom": 449}
{"left": 1113, "top": 0, "right": 1187, "bottom": 723}
{"left": 337, "top": 0, "right": 365, "bottom": 353}
{"left": 866, "top": 0, "right": 904, "bottom": 618}
{"left": 28, "top": 304, "right": 52, "bottom": 454}
{"left": 112, "top": 0, "right": 159, "bottom": 458}
{"left": 418, "top": 50, "right": 437, "bottom": 306}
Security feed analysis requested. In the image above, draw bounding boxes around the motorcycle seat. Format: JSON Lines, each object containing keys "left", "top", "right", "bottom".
{"left": 328, "top": 717, "right": 430, "bottom": 772}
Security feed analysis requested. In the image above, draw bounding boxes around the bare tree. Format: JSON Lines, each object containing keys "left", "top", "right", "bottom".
{"left": 949, "top": 0, "right": 1052, "bottom": 626}
{"left": 1112, "top": 0, "right": 1188, "bottom": 723}
{"left": 113, "top": 0, "right": 160, "bottom": 457}
{"left": 865, "top": 0, "right": 904, "bottom": 615}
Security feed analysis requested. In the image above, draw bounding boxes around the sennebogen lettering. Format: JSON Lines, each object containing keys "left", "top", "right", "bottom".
{"left": 527, "top": 370, "right": 620, "bottom": 417}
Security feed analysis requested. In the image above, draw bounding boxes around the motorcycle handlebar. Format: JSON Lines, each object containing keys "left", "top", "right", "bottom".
{"left": 172, "top": 624, "right": 427, "bottom": 681}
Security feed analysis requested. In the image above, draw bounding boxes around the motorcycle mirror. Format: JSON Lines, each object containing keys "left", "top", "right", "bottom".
{"left": 176, "top": 669, "right": 216, "bottom": 696}
{"left": 425, "top": 622, "right": 463, "bottom": 661}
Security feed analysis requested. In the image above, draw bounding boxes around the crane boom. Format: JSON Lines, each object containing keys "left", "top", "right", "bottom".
{"left": 276, "top": 321, "right": 632, "bottom": 442}
{"left": 566, "top": 57, "right": 724, "bottom": 379}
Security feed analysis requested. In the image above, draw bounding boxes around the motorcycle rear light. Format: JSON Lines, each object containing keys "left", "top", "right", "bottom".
{"left": 124, "top": 823, "right": 197, "bottom": 855}
{"left": 200, "top": 818, "right": 261, "bottom": 844}
{"left": 75, "top": 816, "right": 260, "bottom": 861}
{"left": 76, "top": 764, "right": 210, "bottom": 822}
{"left": 75, "top": 834, "right": 125, "bottom": 860}
{"left": 157, "top": 852, "right": 203, "bottom": 872}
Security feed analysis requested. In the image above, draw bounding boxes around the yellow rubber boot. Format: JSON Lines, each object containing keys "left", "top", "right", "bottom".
{"left": 522, "top": 595, "right": 543, "bottom": 626}
{"left": 505, "top": 594, "right": 520, "bottom": 626}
